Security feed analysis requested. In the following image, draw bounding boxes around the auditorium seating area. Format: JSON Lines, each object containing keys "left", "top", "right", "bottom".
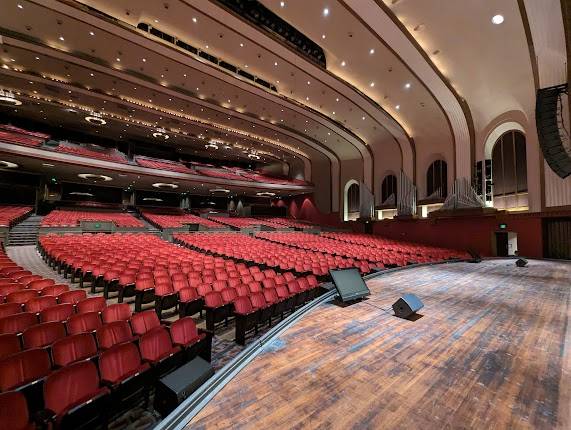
{"left": 195, "top": 167, "right": 254, "bottom": 182}
{"left": 0, "top": 124, "right": 49, "bottom": 148}
{"left": 54, "top": 141, "right": 129, "bottom": 164}
{"left": 174, "top": 232, "right": 372, "bottom": 275}
{"left": 0, "top": 206, "right": 33, "bottom": 228}
{"left": 257, "top": 217, "right": 316, "bottom": 229}
{"left": 135, "top": 155, "right": 195, "bottom": 174}
{"left": 140, "top": 210, "right": 223, "bottom": 229}
{"left": 41, "top": 210, "right": 144, "bottom": 228}
{"left": 38, "top": 234, "right": 321, "bottom": 341}
{"left": 256, "top": 232, "right": 468, "bottom": 266}
{"left": 206, "top": 217, "right": 282, "bottom": 229}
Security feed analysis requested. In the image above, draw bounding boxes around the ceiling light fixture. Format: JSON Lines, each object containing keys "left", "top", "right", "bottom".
{"left": 85, "top": 112, "right": 106, "bottom": 125}
{"left": 210, "top": 188, "right": 230, "bottom": 193}
{"left": 323, "top": 8, "right": 329, "bottom": 16}
{"left": 0, "top": 161, "right": 18, "bottom": 169}
{"left": 152, "top": 182, "right": 178, "bottom": 189}
{"left": 396, "top": 105, "right": 400, "bottom": 110}
{"left": 0, "top": 89, "right": 22, "bottom": 106}
{"left": 192, "top": 17, "right": 197, "bottom": 23}
{"left": 280, "top": 1, "right": 285, "bottom": 7}
{"left": 59, "top": 36, "right": 65, "bottom": 41}
{"left": 78, "top": 173, "right": 112, "bottom": 182}
{"left": 256, "top": 191, "right": 276, "bottom": 197}
{"left": 89, "top": 31, "right": 95, "bottom": 36}
{"left": 143, "top": 197, "right": 163, "bottom": 202}
{"left": 17, "top": 4, "right": 23, "bottom": 8}
{"left": 152, "top": 128, "right": 169, "bottom": 140}
{"left": 370, "top": 82, "right": 375, "bottom": 87}
{"left": 404, "top": 83, "right": 411, "bottom": 89}
{"left": 69, "top": 192, "right": 94, "bottom": 197}
{"left": 248, "top": 153, "right": 261, "bottom": 160}
{"left": 369, "top": 48, "right": 375, "bottom": 55}
{"left": 42, "top": 163, "right": 55, "bottom": 168}
{"left": 341, "top": 61, "right": 346, "bottom": 67}
{"left": 491, "top": 14, "right": 504, "bottom": 24}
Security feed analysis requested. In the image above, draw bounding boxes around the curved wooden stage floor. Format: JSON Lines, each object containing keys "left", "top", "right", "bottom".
{"left": 188, "top": 259, "right": 571, "bottom": 430}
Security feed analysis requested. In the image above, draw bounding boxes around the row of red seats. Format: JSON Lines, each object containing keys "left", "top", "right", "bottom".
{"left": 39, "top": 234, "right": 321, "bottom": 327}
{"left": 256, "top": 232, "right": 442, "bottom": 266}
{"left": 0, "top": 124, "right": 48, "bottom": 148}
{"left": 0, "top": 311, "right": 210, "bottom": 430}
{"left": 134, "top": 155, "right": 195, "bottom": 174}
{"left": 41, "top": 210, "right": 145, "bottom": 227}
{"left": 256, "top": 217, "right": 315, "bottom": 229}
{"left": 205, "top": 217, "right": 283, "bottom": 229}
{"left": 174, "top": 233, "right": 372, "bottom": 276}
{"left": 195, "top": 167, "right": 254, "bottom": 182}
{"left": 321, "top": 232, "right": 469, "bottom": 260}
{"left": 140, "top": 211, "right": 224, "bottom": 229}
{"left": 54, "top": 142, "right": 128, "bottom": 164}
{"left": 0, "top": 206, "right": 33, "bottom": 228}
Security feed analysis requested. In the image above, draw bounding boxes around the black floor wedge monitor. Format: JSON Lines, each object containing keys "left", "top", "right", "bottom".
{"left": 330, "top": 268, "right": 370, "bottom": 302}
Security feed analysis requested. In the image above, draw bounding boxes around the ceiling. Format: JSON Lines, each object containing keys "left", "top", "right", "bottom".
{"left": 0, "top": 0, "right": 555, "bottom": 210}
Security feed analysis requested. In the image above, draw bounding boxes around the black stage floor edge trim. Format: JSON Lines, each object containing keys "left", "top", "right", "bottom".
{"left": 155, "top": 258, "right": 469, "bottom": 430}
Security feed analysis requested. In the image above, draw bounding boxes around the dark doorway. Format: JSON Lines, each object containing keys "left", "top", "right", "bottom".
{"left": 544, "top": 218, "right": 571, "bottom": 259}
{"left": 495, "top": 232, "right": 509, "bottom": 257}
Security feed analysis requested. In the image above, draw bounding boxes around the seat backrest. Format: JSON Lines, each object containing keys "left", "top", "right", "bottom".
{"left": 39, "top": 284, "right": 69, "bottom": 297}
{"left": 6, "top": 289, "right": 39, "bottom": 305}
{"left": 196, "top": 283, "right": 213, "bottom": 296}
{"left": 130, "top": 310, "right": 160, "bottom": 336}
{"left": 66, "top": 311, "right": 102, "bottom": 335}
{"left": 275, "top": 285, "right": 290, "bottom": 299}
{"left": 0, "top": 283, "right": 24, "bottom": 298}
{"left": 287, "top": 280, "right": 301, "bottom": 294}
{"left": 0, "top": 312, "right": 37, "bottom": 335}
{"left": 44, "top": 360, "right": 101, "bottom": 416}
{"left": 98, "top": 342, "right": 143, "bottom": 384}
{"left": 250, "top": 292, "right": 268, "bottom": 309}
{"left": 0, "top": 333, "right": 21, "bottom": 360}
{"left": 138, "top": 326, "right": 174, "bottom": 362}
{"left": 233, "top": 296, "right": 254, "bottom": 315}
{"left": 0, "top": 302, "right": 22, "bottom": 319}
{"left": 52, "top": 333, "right": 98, "bottom": 367}
{"left": 262, "top": 278, "right": 277, "bottom": 289}
{"left": 39, "top": 303, "right": 74, "bottom": 323}
{"left": 204, "top": 291, "right": 224, "bottom": 308}
{"left": 101, "top": 303, "right": 131, "bottom": 323}
{"left": 0, "top": 391, "right": 30, "bottom": 430}
{"left": 212, "top": 280, "right": 227, "bottom": 292}
{"left": 22, "top": 321, "right": 66, "bottom": 349}
{"left": 235, "top": 284, "right": 250, "bottom": 297}
{"left": 96, "top": 321, "right": 134, "bottom": 350}
{"left": 220, "top": 287, "right": 237, "bottom": 304}
{"left": 178, "top": 287, "right": 199, "bottom": 302}
{"left": 247, "top": 282, "right": 262, "bottom": 294}
{"left": 76, "top": 297, "right": 106, "bottom": 314}
{"left": 24, "top": 295, "right": 57, "bottom": 313}
{"left": 58, "top": 290, "right": 87, "bottom": 304}
{"left": 0, "top": 348, "right": 51, "bottom": 391}
{"left": 28, "top": 279, "right": 55, "bottom": 291}
{"left": 169, "top": 317, "right": 199, "bottom": 346}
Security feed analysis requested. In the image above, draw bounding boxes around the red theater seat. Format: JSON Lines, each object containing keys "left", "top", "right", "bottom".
{"left": 39, "top": 304, "right": 73, "bottom": 324}
{"left": 0, "top": 313, "right": 37, "bottom": 335}
{"left": 43, "top": 361, "right": 110, "bottom": 429}
{"left": 101, "top": 303, "right": 132, "bottom": 323}
{"left": 51, "top": 333, "right": 98, "bottom": 367}
{"left": 233, "top": 296, "right": 259, "bottom": 346}
{"left": 0, "top": 302, "right": 22, "bottom": 319}
{"left": 0, "top": 333, "right": 21, "bottom": 359}
{"left": 130, "top": 310, "right": 161, "bottom": 336}
{"left": 77, "top": 297, "right": 106, "bottom": 314}
{"left": 66, "top": 312, "right": 102, "bottom": 335}
{"left": 138, "top": 326, "right": 182, "bottom": 377}
{"left": 27, "top": 279, "right": 55, "bottom": 291}
{"left": 0, "top": 391, "right": 36, "bottom": 430}
{"left": 6, "top": 290, "right": 39, "bottom": 306}
{"left": 169, "top": 317, "right": 212, "bottom": 362}
{"left": 39, "top": 284, "right": 69, "bottom": 297}
{"left": 178, "top": 287, "right": 203, "bottom": 318}
{"left": 24, "top": 296, "right": 57, "bottom": 314}
{"left": 58, "top": 290, "right": 87, "bottom": 305}
{"left": 96, "top": 321, "right": 137, "bottom": 350}
{"left": 22, "top": 321, "right": 66, "bottom": 349}
{"left": 0, "top": 348, "right": 51, "bottom": 392}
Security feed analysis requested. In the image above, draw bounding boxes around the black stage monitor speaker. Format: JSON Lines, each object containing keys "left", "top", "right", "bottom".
{"left": 392, "top": 294, "right": 424, "bottom": 319}
{"left": 154, "top": 356, "right": 214, "bottom": 417}
{"left": 516, "top": 258, "right": 528, "bottom": 267}
{"left": 330, "top": 268, "right": 370, "bottom": 302}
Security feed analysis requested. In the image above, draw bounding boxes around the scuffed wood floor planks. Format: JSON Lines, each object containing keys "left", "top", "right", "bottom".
{"left": 188, "top": 259, "right": 571, "bottom": 430}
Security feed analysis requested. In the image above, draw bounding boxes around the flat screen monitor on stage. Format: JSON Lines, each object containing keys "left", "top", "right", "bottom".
{"left": 330, "top": 268, "right": 370, "bottom": 302}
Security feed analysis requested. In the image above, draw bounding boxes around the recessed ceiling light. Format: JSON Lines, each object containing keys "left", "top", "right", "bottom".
{"left": 90, "top": 73, "right": 94, "bottom": 77}
{"left": 153, "top": 182, "right": 178, "bottom": 189}
{"left": 17, "top": 4, "right": 23, "bottom": 9}
{"left": 192, "top": 17, "right": 197, "bottom": 23}
{"left": 85, "top": 112, "right": 106, "bottom": 125}
{"left": 59, "top": 36, "right": 65, "bottom": 41}
{"left": 332, "top": 111, "right": 335, "bottom": 115}
{"left": 362, "top": 116, "right": 366, "bottom": 120}
{"left": 89, "top": 31, "right": 95, "bottom": 36}
{"left": 280, "top": 1, "right": 285, "bottom": 7}
{"left": 244, "top": 64, "right": 248, "bottom": 68}
{"left": 35, "top": 57, "right": 39, "bottom": 60}
{"left": 154, "top": 19, "right": 159, "bottom": 23}
{"left": 369, "top": 48, "right": 375, "bottom": 55}
{"left": 341, "top": 61, "right": 346, "bottom": 67}
{"left": 395, "top": 105, "right": 400, "bottom": 110}
{"left": 142, "top": 58, "right": 146, "bottom": 62}
{"left": 321, "top": 34, "right": 326, "bottom": 39}
{"left": 42, "top": 163, "right": 55, "bottom": 168}
{"left": 116, "top": 58, "right": 121, "bottom": 62}
{"left": 78, "top": 173, "right": 112, "bottom": 182}
{"left": 0, "top": 89, "right": 22, "bottom": 106}
{"left": 404, "top": 83, "right": 411, "bottom": 89}
{"left": 0, "top": 161, "right": 18, "bottom": 169}
{"left": 152, "top": 128, "right": 169, "bottom": 140}
{"left": 491, "top": 14, "right": 504, "bottom": 24}
{"left": 335, "top": 98, "right": 339, "bottom": 102}
{"left": 323, "top": 8, "right": 329, "bottom": 16}
{"left": 307, "top": 81, "right": 310, "bottom": 85}
{"left": 370, "top": 82, "right": 375, "bottom": 87}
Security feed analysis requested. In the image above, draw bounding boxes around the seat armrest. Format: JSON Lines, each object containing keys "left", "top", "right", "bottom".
{"left": 33, "top": 408, "right": 56, "bottom": 427}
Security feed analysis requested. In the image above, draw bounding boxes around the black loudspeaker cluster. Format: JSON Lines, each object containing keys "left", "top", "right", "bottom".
{"left": 536, "top": 84, "right": 571, "bottom": 179}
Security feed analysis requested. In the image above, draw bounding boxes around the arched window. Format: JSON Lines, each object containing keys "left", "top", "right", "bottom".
{"left": 344, "top": 180, "right": 360, "bottom": 221}
{"left": 426, "top": 160, "right": 448, "bottom": 198}
{"left": 491, "top": 130, "right": 527, "bottom": 210}
{"left": 381, "top": 174, "right": 397, "bottom": 205}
